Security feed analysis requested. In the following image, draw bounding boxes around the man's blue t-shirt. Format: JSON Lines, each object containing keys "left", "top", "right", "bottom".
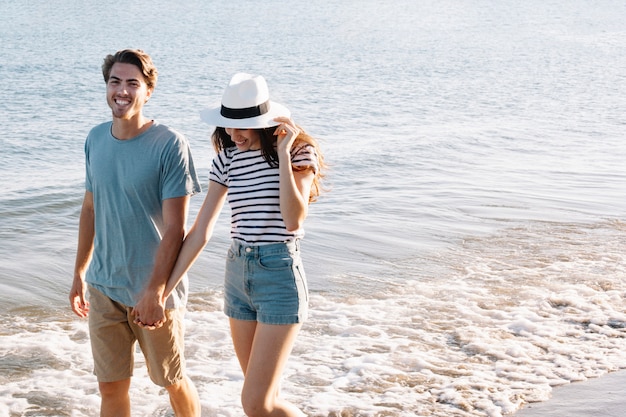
{"left": 84, "top": 121, "right": 201, "bottom": 308}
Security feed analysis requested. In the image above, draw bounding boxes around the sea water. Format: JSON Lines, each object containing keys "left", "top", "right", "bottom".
{"left": 1, "top": 0, "right": 625, "bottom": 416}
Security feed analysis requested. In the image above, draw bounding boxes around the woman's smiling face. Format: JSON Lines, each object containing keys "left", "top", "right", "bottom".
{"left": 225, "top": 128, "right": 262, "bottom": 151}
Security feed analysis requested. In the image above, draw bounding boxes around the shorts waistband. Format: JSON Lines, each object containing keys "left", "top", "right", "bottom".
{"left": 230, "top": 239, "right": 300, "bottom": 256}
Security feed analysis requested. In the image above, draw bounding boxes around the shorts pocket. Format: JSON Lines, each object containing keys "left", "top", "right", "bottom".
{"left": 258, "top": 252, "right": 293, "bottom": 270}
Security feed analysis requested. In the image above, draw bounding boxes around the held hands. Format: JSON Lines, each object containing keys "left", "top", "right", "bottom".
{"left": 274, "top": 117, "right": 300, "bottom": 154}
{"left": 132, "top": 290, "right": 166, "bottom": 330}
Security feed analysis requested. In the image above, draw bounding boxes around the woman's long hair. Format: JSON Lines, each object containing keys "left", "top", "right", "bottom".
{"left": 211, "top": 126, "right": 326, "bottom": 203}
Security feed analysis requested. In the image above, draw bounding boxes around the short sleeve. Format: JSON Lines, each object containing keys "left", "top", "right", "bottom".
{"left": 291, "top": 143, "right": 319, "bottom": 175}
{"left": 161, "top": 135, "right": 202, "bottom": 200}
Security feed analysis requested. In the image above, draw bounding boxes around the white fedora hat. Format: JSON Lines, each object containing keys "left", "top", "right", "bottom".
{"left": 200, "top": 73, "right": 290, "bottom": 129}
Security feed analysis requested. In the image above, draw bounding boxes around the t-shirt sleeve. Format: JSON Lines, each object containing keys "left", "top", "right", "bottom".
{"left": 291, "top": 143, "right": 319, "bottom": 174}
{"left": 208, "top": 149, "right": 230, "bottom": 187}
{"left": 161, "top": 135, "right": 202, "bottom": 200}
{"left": 85, "top": 138, "right": 93, "bottom": 192}
{"left": 84, "top": 129, "right": 95, "bottom": 193}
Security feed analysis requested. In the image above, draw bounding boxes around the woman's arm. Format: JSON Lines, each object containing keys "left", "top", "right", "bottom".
{"left": 279, "top": 163, "right": 315, "bottom": 231}
{"left": 133, "top": 195, "right": 189, "bottom": 326}
{"left": 163, "top": 180, "right": 228, "bottom": 298}
{"left": 274, "top": 118, "right": 316, "bottom": 231}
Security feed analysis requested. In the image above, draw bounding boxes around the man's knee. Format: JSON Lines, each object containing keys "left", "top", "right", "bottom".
{"left": 165, "top": 376, "right": 199, "bottom": 401}
{"left": 99, "top": 378, "right": 131, "bottom": 397}
{"left": 165, "top": 377, "right": 186, "bottom": 395}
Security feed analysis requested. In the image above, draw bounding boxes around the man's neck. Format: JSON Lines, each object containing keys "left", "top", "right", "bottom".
{"left": 111, "top": 115, "right": 153, "bottom": 140}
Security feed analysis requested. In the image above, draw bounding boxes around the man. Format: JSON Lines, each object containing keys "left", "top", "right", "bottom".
{"left": 69, "top": 49, "right": 201, "bottom": 417}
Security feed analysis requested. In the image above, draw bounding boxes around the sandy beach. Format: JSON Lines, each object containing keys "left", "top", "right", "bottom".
{"left": 515, "top": 371, "right": 626, "bottom": 416}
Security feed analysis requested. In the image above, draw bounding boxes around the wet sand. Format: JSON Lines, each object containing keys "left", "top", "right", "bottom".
{"left": 515, "top": 371, "right": 626, "bottom": 416}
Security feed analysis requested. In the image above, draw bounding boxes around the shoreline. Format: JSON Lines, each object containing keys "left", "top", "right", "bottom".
{"left": 515, "top": 370, "right": 626, "bottom": 416}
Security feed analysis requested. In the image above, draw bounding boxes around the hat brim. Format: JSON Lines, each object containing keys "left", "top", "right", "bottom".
{"left": 200, "top": 101, "right": 291, "bottom": 129}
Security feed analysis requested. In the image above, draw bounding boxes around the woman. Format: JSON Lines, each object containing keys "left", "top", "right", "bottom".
{"left": 165, "top": 73, "right": 324, "bottom": 416}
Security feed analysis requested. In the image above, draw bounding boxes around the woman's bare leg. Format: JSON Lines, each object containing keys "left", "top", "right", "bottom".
{"left": 229, "top": 318, "right": 305, "bottom": 417}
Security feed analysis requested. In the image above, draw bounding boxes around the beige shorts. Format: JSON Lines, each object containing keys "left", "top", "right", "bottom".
{"left": 88, "top": 286, "right": 186, "bottom": 387}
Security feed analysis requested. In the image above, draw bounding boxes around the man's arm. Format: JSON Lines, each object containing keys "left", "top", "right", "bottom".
{"left": 69, "top": 191, "right": 95, "bottom": 318}
{"left": 132, "top": 195, "right": 190, "bottom": 327}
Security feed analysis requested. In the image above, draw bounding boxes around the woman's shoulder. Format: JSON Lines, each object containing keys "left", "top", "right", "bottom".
{"left": 214, "top": 145, "right": 236, "bottom": 159}
{"left": 291, "top": 141, "right": 317, "bottom": 159}
{"left": 214, "top": 146, "right": 257, "bottom": 166}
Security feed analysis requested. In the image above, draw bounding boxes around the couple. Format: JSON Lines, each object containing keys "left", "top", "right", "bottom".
{"left": 69, "top": 49, "right": 325, "bottom": 417}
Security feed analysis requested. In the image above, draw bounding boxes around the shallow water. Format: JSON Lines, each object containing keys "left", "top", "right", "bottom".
{"left": 1, "top": 0, "right": 626, "bottom": 416}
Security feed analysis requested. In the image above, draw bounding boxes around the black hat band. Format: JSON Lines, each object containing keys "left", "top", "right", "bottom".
{"left": 220, "top": 100, "right": 270, "bottom": 120}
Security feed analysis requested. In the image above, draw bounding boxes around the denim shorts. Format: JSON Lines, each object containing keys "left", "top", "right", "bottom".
{"left": 224, "top": 239, "right": 309, "bottom": 325}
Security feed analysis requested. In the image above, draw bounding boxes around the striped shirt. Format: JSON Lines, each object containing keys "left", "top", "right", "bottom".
{"left": 209, "top": 143, "right": 319, "bottom": 244}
